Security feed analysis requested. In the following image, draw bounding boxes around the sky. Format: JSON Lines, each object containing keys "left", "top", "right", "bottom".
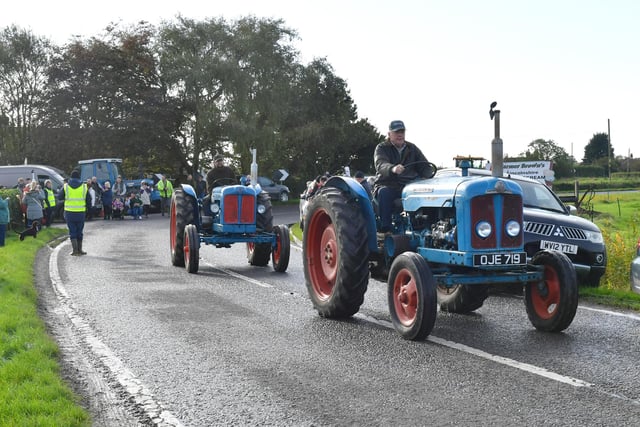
{"left": 2, "top": 0, "right": 638, "bottom": 168}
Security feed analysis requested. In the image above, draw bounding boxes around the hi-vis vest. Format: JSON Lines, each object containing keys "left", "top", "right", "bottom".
{"left": 45, "top": 188, "right": 56, "bottom": 208}
{"left": 64, "top": 183, "right": 87, "bottom": 212}
{"left": 157, "top": 179, "right": 173, "bottom": 198}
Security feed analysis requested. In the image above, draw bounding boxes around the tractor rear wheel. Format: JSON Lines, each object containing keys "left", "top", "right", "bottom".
{"left": 247, "top": 191, "right": 274, "bottom": 266}
{"left": 272, "top": 225, "right": 290, "bottom": 272}
{"left": 247, "top": 242, "right": 271, "bottom": 266}
{"left": 388, "top": 252, "right": 437, "bottom": 340}
{"left": 436, "top": 284, "right": 489, "bottom": 313}
{"left": 184, "top": 224, "right": 199, "bottom": 274}
{"left": 303, "top": 187, "right": 369, "bottom": 318}
{"left": 170, "top": 189, "right": 195, "bottom": 267}
{"left": 525, "top": 250, "right": 578, "bottom": 332}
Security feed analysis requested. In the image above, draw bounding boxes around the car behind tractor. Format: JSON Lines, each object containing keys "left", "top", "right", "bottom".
{"left": 169, "top": 150, "right": 290, "bottom": 273}
{"left": 301, "top": 103, "right": 578, "bottom": 340}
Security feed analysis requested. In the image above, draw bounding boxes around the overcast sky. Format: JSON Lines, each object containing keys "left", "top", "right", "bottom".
{"left": 2, "top": 0, "right": 638, "bottom": 168}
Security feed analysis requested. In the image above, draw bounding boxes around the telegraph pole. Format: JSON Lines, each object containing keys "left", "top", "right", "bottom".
{"left": 607, "top": 119, "right": 611, "bottom": 180}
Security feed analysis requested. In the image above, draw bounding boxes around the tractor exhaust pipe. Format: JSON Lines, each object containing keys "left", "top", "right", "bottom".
{"left": 489, "top": 101, "right": 503, "bottom": 177}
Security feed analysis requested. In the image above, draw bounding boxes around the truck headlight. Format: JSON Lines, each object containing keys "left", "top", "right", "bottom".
{"left": 584, "top": 230, "right": 603, "bottom": 244}
{"left": 505, "top": 220, "right": 521, "bottom": 237}
{"left": 476, "top": 221, "right": 492, "bottom": 238}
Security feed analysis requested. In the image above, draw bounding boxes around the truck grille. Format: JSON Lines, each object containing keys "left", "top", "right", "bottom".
{"left": 523, "top": 221, "right": 587, "bottom": 240}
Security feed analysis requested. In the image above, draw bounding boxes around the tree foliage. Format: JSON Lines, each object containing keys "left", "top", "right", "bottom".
{"left": 0, "top": 25, "right": 52, "bottom": 164}
{"left": 515, "top": 138, "right": 575, "bottom": 178}
{"left": 583, "top": 132, "right": 613, "bottom": 164}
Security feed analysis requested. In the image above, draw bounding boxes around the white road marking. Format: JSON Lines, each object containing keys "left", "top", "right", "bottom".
{"left": 579, "top": 305, "right": 640, "bottom": 321}
{"left": 49, "top": 243, "right": 184, "bottom": 427}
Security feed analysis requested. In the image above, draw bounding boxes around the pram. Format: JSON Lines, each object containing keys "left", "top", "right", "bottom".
{"left": 112, "top": 197, "right": 125, "bottom": 220}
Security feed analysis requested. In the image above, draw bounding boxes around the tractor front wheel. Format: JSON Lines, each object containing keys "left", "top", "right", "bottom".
{"left": 272, "top": 225, "right": 290, "bottom": 272}
{"left": 525, "top": 250, "right": 578, "bottom": 332}
{"left": 184, "top": 224, "right": 199, "bottom": 274}
{"left": 388, "top": 252, "right": 437, "bottom": 340}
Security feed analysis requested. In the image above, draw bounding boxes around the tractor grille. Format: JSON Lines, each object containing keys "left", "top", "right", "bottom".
{"left": 470, "top": 193, "right": 523, "bottom": 249}
{"left": 524, "top": 221, "right": 587, "bottom": 240}
{"left": 223, "top": 194, "right": 256, "bottom": 224}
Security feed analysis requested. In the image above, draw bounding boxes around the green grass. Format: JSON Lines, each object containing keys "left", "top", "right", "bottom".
{"left": 0, "top": 227, "right": 91, "bottom": 426}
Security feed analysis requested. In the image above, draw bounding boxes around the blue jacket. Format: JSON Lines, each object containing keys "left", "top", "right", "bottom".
{"left": 0, "top": 197, "right": 9, "bottom": 225}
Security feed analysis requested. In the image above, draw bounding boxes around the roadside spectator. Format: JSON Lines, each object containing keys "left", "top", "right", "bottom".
{"left": 21, "top": 181, "right": 45, "bottom": 229}
{"left": 43, "top": 179, "right": 57, "bottom": 227}
{"left": 125, "top": 192, "right": 143, "bottom": 220}
{"left": 0, "top": 196, "right": 9, "bottom": 246}
{"left": 16, "top": 177, "right": 26, "bottom": 192}
{"left": 195, "top": 174, "right": 206, "bottom": 198}
{"left": 140, "top": 182, "right": 151, "bottom": 218}
{"left": 156, "top": 175, "right": 174, "bottom": 216}
{"left": 86, "top": 179, "right": 97, "bottom": 220}
{"left": 112, "top": 175, "right": 127, "bottom": 199}
{"left": 354, "top": 170, "right": 373, "bottom": 199}
{"left": 102, "top": 181, "right": 113, "bottom": 220}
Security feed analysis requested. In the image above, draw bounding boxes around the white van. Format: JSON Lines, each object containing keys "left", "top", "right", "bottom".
{"left": 0, "top": 164, "right": 67, "bottom": 191}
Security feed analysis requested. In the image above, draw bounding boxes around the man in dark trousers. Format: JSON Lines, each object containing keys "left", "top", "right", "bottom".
{"left": 64, "top": 169, "right": 88, "bottom": 256}
{"left": 374, "top": 120, "right": 433, "bottom": 234}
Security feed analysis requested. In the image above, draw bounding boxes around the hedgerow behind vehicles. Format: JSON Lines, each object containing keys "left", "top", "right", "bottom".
{"left": 302, "top": 103, "right": 578, "bottom": 340}
{"left": 169, "top": 150, "right": 290, "bottom": 273}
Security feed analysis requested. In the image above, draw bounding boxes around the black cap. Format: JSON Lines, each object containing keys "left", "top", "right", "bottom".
{"left": 70, "top": 170, "right": 80, "bottom": 179}
{"left": 389, "top": 120, "right": 405, "bottom": 131}
{"left": 354, "top": 170, "right": 365, "bottom": 179}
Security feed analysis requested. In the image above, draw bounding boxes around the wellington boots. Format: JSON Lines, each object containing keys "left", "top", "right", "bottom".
{"left": 70, "top": 239, "right": 80, "bottom": 256}
{"left": 77, "top": 239, "right": 87, "bottom": 256}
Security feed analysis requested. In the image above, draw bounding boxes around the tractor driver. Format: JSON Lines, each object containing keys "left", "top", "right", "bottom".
{"left": 206, "top": 154, "right": 237, "bottom": 194}
{"left": 374, "top": 120, "right": 433, "bottom": 234}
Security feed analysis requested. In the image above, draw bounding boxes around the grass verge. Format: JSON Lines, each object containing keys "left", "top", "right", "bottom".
{"left": 0, "top": 227, "right": 90, "bottom": 426}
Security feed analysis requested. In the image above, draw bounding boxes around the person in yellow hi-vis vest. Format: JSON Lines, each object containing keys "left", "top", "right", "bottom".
{"left": 64, "top": 169, "right": 89, "bottom": 256}
{"left": 43, "top": 179, "right": 57, "bottom": 227}
{"left": 156, "top": 175, "right": 173, "bottom": 216}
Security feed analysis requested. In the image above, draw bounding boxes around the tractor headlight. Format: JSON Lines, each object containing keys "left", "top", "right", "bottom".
{"left": 257, "top": 204, "right": 266, "bottom": 214}
{"left": 505, "top": 220, "right": 521, "bottom": 237}
{"left": 475, "top": 221, "right": 492, "bottom": 238}
{"left": 211, "top": 203, "right": 220, "bottom": 214}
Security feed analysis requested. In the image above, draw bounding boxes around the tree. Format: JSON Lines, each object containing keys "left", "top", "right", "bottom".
{"left": 583, "top": 132, "right": 613, "bottom": 164}
{"left": 0, "top": 25, "right": 52, "bottom": 163}
{"left": 517, "top": 139, "right": 575, "bottom": 178}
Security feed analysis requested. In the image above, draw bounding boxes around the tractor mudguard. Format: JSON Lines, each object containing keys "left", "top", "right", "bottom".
{"left": 324, "top": 176, "right": 378, "bottom": 253}
{"left": 179, "top": 183, "right": 197, "bottom": 199}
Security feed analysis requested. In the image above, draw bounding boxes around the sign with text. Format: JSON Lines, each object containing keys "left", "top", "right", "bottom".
{"left": 503, "top": 161, "right": 554, "bottom": 187}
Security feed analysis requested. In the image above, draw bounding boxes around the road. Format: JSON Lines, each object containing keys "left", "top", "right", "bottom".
{"left": 36, "top": 206, "right": 640, "bottom": 426}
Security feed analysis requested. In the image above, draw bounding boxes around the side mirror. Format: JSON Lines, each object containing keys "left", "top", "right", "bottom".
{"left": 566, "top": 204, "right": 577, "bottom": 215}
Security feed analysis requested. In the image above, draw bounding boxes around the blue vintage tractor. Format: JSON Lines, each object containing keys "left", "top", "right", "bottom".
{"left": 301, "top": 104, "right": 577, "bottom": 340}
{"left": 169, "top": 150, "right": 290, "bottom": 274}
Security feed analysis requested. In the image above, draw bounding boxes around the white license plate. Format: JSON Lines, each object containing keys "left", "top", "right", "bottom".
{"left": 540, "top": 240, "right": 578, "bottom": 254}
{"left": 473, "top": 252, "right": 526, "bottom": 266}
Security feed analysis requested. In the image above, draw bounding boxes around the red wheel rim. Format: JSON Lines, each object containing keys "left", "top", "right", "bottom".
{"left": 184, "top": 228, "right": 191, "bottom": 268}
{"left": 392, "top": 268, "right": 418, "bottom": 326}
{"left": 531, "top": 265, "right": 560, "bottom": 319}
{"left": 307, "top": 210, "right": 338, "bottom": 299}
{"left": 273, "top": 231, "right": 281, "bottom": 264}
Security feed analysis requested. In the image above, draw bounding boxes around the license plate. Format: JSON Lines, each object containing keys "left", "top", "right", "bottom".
{"left": 540, "top": 240, "right": 578, "bottom": 254}
{"left": 473, "top": 252, "right": 526, "bottom": 266}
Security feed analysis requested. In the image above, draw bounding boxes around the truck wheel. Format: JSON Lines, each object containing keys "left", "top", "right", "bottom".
{"left": 184, "top": 224, "right": 199, "bottom": 274}
{"left": 279, "top": 191, "right": 289, "bottom": 202}
{"left": 170, "top": 189, "right": 195, "bottom": 267}
{"left": 303, "top": 187, "right": 369, "bottom": 318}
{"left": 272, "top": 225, "right": 290, "bottom": 272}
{"left": 525, "top": 250, "right": 578, "bottom": 332}
{"left": 388, "top": 253, "right": 437, "bottom": 340}
{"left": 436, "top": 284, "right": 489, "bottom": 313}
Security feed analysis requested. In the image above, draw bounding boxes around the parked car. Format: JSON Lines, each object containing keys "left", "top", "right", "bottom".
{"left": 436, "top": 168, "right": 607, "bottom": 286}
{"left": 257, "top": 176, "right": 290, "bottom": 202}
{"left": 631, "top": 236, "right": 640, "bottom": 294}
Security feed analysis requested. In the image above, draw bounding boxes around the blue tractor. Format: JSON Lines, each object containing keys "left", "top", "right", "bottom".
{"left": 301, "top": 104, "right": 578, "bottom": 340}
{"left": 169, "top": 150, "right": 290, "bottom": 274}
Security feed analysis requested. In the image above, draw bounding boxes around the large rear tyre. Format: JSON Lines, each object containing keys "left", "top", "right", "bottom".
{"left": 388, "top": 253, "right": 437, "bottom": 340}
{"left": 256, "top": 192, "right": 273, "bottom": 232}
{"left": 272, "top": 225, "right": 290, "bottom": 272}
{"left": 525, "top": 250, "right": 578, "bottom": 332}
{"left": 184, "top": 224, "right": 199, "bottom": 274}
{"left": 247, "top": 242, "right": 271, "bottom": 266}
{"left": 303, "top": 187, "right": 369, "bottom": 318}
{"left": 436, "top": 284, "right": 489, "bottom": 313}
{"left": 170, "top": 189, "right": 196, "bottom": 267}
